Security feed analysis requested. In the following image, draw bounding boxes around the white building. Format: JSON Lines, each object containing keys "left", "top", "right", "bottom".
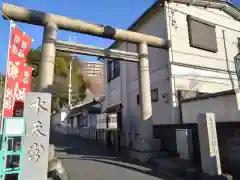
{"left": 51, "top": 107, "right": 68, "bottom": 127}
{"left": 103, "top": 0, "right": 240, "bottom": 149}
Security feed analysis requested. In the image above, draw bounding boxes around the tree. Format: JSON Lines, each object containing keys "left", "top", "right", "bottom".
{"left": 27, "top": 48, "right": 90, "bottom": 112}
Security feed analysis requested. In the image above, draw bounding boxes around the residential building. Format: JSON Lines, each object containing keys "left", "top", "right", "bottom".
{"left": 55, "top": 96, "right": 104, "bottom": 139}
{"left": 103, "top": 0, "right": 240, "bottom": 151}
{"left": 82, "top": 61, "right": 104, "bottom": 95}
{"left": 82, "top": 61, "right": 104, "bottom": 81}
{"left": 51, "top": 107, "right": 68, "bottom": 127}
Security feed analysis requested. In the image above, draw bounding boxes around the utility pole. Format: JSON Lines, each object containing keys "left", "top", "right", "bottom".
{"left": 68, "top": 35, "right": 76, "bottom": 108}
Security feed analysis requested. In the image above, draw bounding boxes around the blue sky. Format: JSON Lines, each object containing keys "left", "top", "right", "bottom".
{"left": 0, "top": 0, "right": 156, "bottom": 73}
{"left": 0, "top": 0, "right": 240, "bottom": 73}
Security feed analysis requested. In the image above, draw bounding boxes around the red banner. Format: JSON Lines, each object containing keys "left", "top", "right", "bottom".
{"left": 13, "top": 64, "right": 33, "bottom": 117}
{"left": 2, "top": 25, "right": 32, "bottom": 118}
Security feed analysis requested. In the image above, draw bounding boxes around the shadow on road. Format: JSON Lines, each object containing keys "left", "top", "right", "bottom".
{"left": 50, "top": 131, "right": 174, "bottom": 180}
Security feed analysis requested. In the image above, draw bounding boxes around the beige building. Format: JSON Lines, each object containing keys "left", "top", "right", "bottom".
{"left": 82, "top": 61, "right": 104, "bottom": 81}
{"left": 103, "top": 0, "right": 240, "bottom": 149}
{"left": 82, "top": 61, "right": 104, "bottom": 95}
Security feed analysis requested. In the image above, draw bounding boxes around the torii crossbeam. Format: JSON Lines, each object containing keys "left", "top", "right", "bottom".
{"left": 2, "top": 2, "right": 169, "bottom": 168}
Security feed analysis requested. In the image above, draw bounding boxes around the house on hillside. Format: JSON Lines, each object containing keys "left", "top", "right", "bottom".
{"left": 59, "top": 96, "right": 104, "bottom": 138}
{"left": 102, "top": 0, "right": 240, "bottom": 151}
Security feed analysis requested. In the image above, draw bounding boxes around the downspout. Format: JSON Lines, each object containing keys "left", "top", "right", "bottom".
{"left": 165, "top": 1, "right": 180, "bottom": 124}
{"left": 120, "top": 46, "right": 123, "bottom": 106}
{"left": 223, "top": 30, "right": 235, "bottom": 89}
{"left": 177, "top": 90, "right": 184, "bottom": 124}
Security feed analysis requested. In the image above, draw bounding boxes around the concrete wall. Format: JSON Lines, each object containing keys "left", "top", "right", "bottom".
{"left": 166, "top": 2, "right": 240, "bottom": 123}
{"left": 181, "top": 93, "right": 240, "bottom": 123}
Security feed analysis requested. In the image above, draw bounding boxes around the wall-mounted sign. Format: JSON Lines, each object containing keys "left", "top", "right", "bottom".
{"left": 4, "top": 117, "right": 25, "bottom": 136}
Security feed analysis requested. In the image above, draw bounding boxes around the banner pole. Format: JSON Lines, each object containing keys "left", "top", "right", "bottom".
{"left": 0, "top": 20, "right": 13, "bottom": 134}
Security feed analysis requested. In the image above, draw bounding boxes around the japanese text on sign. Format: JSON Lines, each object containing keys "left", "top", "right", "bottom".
{"left": 32, "top": 120, "right": 46, "bottom": 137}
{"left": 28, "top": 143, "right": 44, "bottom": 163}
{"left": 12, "top": 33, "right": 29, "bottom": 58}
{"left": 208, "top": 117, "right": 218, "bottom": 156}
{"left": 7, "top": 61, "right": 20, "bottom": 80}
{"left": 27, "top": 96, "right": 48, "bottom": 163}
{"left": 22, "top": 92, "right": 51, "bottom": 180}
{"left": 23, "top": 70, "right": 29, "bottom": 84}
{"left": 4, "top": 88, "right": 13, "bottom": 110}
{"left": 29, "top": 97, "right": 48, "bottom": 114}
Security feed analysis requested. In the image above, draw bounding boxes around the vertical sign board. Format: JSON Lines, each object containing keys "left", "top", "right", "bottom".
{"left": 21, "top": 92, "right": 51, "bottom": 180}
{"left": 197, "top": 113, "right": 222, "bottom": 176}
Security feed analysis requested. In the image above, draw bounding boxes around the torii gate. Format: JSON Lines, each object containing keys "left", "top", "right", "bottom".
{"left": 2, "top": 3, "right": 170, "bottom": 160}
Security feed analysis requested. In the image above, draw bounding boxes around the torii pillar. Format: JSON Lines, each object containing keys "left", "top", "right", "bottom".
{"left": 2, "top": 2, "right": 170, "bottom": 162}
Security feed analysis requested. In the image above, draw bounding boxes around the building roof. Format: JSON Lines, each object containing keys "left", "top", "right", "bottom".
{"left": 103, "top": 103, "right": 123, "bottom": 113}
{"left": 179, "top": 89, "right": 235, "bottom": 103}
{"left": 68, "top": 100, "right": 101, "bottom": 118}
{"left": 109, "top": 0, "right": 240, "bottom": 49}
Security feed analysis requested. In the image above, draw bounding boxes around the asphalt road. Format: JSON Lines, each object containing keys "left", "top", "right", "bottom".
{"left": 50, "top": 131, "right": 172, "bottom": 180}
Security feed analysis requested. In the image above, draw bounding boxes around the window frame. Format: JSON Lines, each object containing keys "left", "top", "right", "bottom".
{"left": 137, "top": 88, "right": 159, "bottom": 105}
{"left": 187, "top": 15, "right": 218, "bottom": 53}
{"left": 107, "top": 60, "right": 120, "bottom": 82}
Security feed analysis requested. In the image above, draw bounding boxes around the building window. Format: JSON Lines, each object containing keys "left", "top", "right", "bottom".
{"left": 187, "top": 15, "right": 218, "bottom": 53}
{"left": 151, "top": 88, "right": 158, "bottom": 102}
{"left": 107, "top": 60, "right": 120, "bottom": 82}
{"left": 137, "top": 94, "right": 140, "bottom": 105}
{"left": 136, "top": 88, "right": 159, "bottom": 105}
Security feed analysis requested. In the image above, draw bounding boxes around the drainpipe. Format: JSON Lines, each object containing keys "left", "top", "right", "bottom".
{"left": 223, "top": 30, "right": 234, "bottom": 89}
{"left": 165, "top": 2, "right": 178, "bottom": 124}
{"left": 177, "top": 90, "right": 184, "bottom": 124}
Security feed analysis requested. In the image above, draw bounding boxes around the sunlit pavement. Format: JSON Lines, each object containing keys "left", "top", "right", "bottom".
{"left": 50, "top": 131, "right": 172, "bottom": 180}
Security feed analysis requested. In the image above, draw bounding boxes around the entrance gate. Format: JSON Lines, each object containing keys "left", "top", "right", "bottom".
{"left": 2, "top": 1, "right": 170, "bottom": 177}
{"left": 0, "top": 117, "right": 25, "bottom": 180}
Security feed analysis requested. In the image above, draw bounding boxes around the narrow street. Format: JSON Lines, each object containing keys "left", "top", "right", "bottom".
{"left": 50, "top": 131, "right": 171, "bottom": 180}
